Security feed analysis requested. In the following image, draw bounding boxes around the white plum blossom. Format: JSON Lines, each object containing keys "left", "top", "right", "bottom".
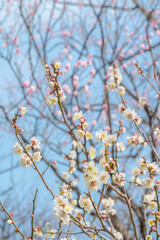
{"left": 69, "top": 150, "right": 77, "bottom": 159}
{"left": 95, "top": 130, "right": 108, "bottom": 142}
{"left": 43, "top": 228, "right": 56, "bottom": 239}
{"left": 20, "top": 107, "right": 26, "bottom": 116}
{"left": 63, "top": 172, "right": 70, "bottom": 179}
{"left": 99, "top": 171, "right": 109, "bottom": 184}
{"left": 46, "top": 95, "right": 58, "bottom": 107}
{"left": 53, "top": 195, "right": 73, "bottom": 224}
{"left": 123, "top": 108, "right": 137, "bottom": 121}
{"left": 141, "top": 177, "right": 155, "bottom": 189}
{"left": 13, "top": 142, "right": 23, "bottom": 155}
{"left": 154, "top": 128, "right": 160, "bottom": 138}
{"left": 139, "top": 96, "right": 146, "bottom": 106}
{"left": 132, "top": 167, "right": 141, "bottom": 177}
{"left": 76, "top": 129, "right": 85, "bottom": 139}
{"left": 72, "top": 140, "right": 83, "bottom": 151}
{"left": 145, "top": 235, "right": 152, "bottom": 240}
{"left": 79, "top": 196, "right": 93, "bottom": 213}
{"left": 30, "top": 137, "right": 41, "bottom": 149}
{"left": 54, "top": 62, "right": 61, "bottom": 68}
{"left": 116, "top": 142, "right": 126, "bottom": 152}
{"left": 144, "top": 193, "right": 157, "bottom": 209}
{"left": 86, "top": 131, "right": 93, "bottom": 140}
{"left": 73, "top": 111, "right": 83, "bottom": 121}
{"left": 108, "top": 65, "right": 122, "bottom": 86}
{"left": 102, "top": 197, "right": 114, "bottom": 210}
{"left": 112, "top": 173, "right": 125, "bottom": 186}
{"left": 127, "top": 133, "right": 145, "bottom": 146}
{"left": 19, "top": 153, "right": 32, "bottom": 167}
{"left": 33, "top": 151, "right": 42, "bottom": 162}
{"left": 118, "top": 86, "right": 125, "bottom": 96}
{"left": 88, "top": 146, "right": 96, "bottom": 159}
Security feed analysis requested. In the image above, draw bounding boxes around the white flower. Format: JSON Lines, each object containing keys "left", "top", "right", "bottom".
{"left": 13, "top": 142, "right": 23, "bottom": 155}
{"left": 107, "top": 134, "right": 117, "bottom": 144}
{"left": 79, "top": 196, "right": 93, "bottom": 213}
{"left": 88, "top": 146, "right": 96, "bottom": 159}
{"left": 139, "top": 96, "right": 146, "bottom": 106}
{"left": 71, "top": 179, "right": 78, "bottom": 187}
{"left": 19, "top": 153, "right": 32, "bottom": 167}
{"left": 114, "top": 231, "right": 123, "bottom": 240}
{"left": 20, "top": 107, "right": 26, "bottom": 116}
{"left": 118, "top": 86, "right": 125, "bottom": 96}
{"left": 141, "top": 177, "right": 155, "bottom": 189}
{"left": 154, "top": 128, "right": 160, "bottom": 138}
{"left": 148, "top": 219, "right": 155, "bottom": 226}
{"left": 132, "top": 167, "right": 140, "bottom": 177}
{"left": 43, "top": 228, "right": 56, "bottom": 239}
{"left": 118, "top": 103, "right": 126, "bottom": 113}
{"left": 83, "top": 161, "right": 98, "bottom": 176}
{"left": 33, "top": 151, "right": 42, "bottom": 162}
{"left": 76, "top": 129, "right": 84, "bottom": 139}
{"left": 99, "top": 171, "right": 109, "bottom": 184}
{"left": 69, "top": 150, "right": 77, "bottom": 159}
{"left": 63, "top": 172, "right": 70, "bottom": 179}
{"left": 60, "top": 94, "right": 66, "bottom": 102}
{"left": 144, "top": 193, "right": 156, "bottom": 209}
{"left": 73, "top": 111, "right": 83, "bottom": 121}
{"left": 31, "top": 137, "right": 41, "bottom": 149}
{"left": 102, "top": 197, "right": 114, "bottom": 210}
{"left": 108, "top": 65, "right": 122, "bottom": 86}
{"left": 134, "top": 116, "right": 142, "bottom": 125}
{"left": 116, "top": 142, "right": 126, "bottom": 151}
{"left": 95, "top": 130, "right": 107, "bottom": 142}
{"left": 112, "top": 173, "right": 125, "bottom": 186}
{"left": 53, "top": 195, "right": 73, "bottom": 224}
{"left": 46, "top": 95, "right": 58, "bottom": 107}
{"left": 72, "top": 140, "right": 83, "bottom": 151}
{"left": 123, "top": 108, "right": 137, "bottom": 121}
{"left": 7, "top": 219, "right": 13, "bottom": 224}
{"left": 54, "top": 62, "right": 61, "bottom": 68}
{"left": 99, "top": 157, "right": 106, "bottom": 168}
{"left": 145, "top": 235, "right": 152, "bottom": 240}
{"left": 86, "top": 131, "right": 93, "bottom": 140}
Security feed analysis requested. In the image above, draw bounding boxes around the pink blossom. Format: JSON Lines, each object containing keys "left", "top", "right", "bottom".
{"left": 84, "top": 85, "right": 89, "bottom": 92}
{"left": 66, "top": 62, "right": 71, "bottom": 70}
{"left": 15, "top": 48, "right": 20, "bottom": 54}
{"left": 92, "top": 120, "right": 97, "bottom": 126}
{"left": 23, "top": 81, "right": 30, "bottom": 87}
{"left": 73, "top": 106, "right": 79, "bottom": 112}
{"left": 63, "top": 85, "right": 71, "bottom": 94}
{"left": 67, "top": 54, "right": 72, "bottom": 60}
{"left": 73, "top": 76, "right": 79, "bottom": 81}
{"left": 156, "top": 30, "right": 160, "bottom": 35}
{"left": 73, "top": 81, "right": 79, "bottom": 88}
{"left": 62, "top": 48, "right": 68, "bottom": 54}
{"left": 0, "top": 26, "right": 3, "bottom": 33}
{"left": 88, "top": 53, "right": 93, "bottom": 59}
{"left": 90, "top": 69, "right": 95, "bottom": 77}
{"left": 73, "top": 90, "right": 78, "bottom": 96}
{"left": 67, "top": 112, "right": 72, "bottom": 118}
{"left": 13, "top": 37, "right": 19, "bottom": 45}
{"left": 56, "top": 111, "right": 62, "bottom": 116}
{"left": 103, "top": 104, "right": 108, "bottom": 110}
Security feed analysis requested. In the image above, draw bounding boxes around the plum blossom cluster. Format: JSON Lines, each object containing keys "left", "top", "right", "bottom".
{"left": 9, "top": 62, "right": 160, "bottom": 240}
{"left": 13, "top": 136, "right": 42, "bottom": 167}
{"left": 43, "top": 61, "right": 66, "bottom": 107}
{"left": 107, "top": 65, "right": 142, "bottom": 125}
{"left": 132, "top": 156, "right": 159, "bottom": 189}
{"left": 127, "top": 132, "right": 146, "bottom": 147}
